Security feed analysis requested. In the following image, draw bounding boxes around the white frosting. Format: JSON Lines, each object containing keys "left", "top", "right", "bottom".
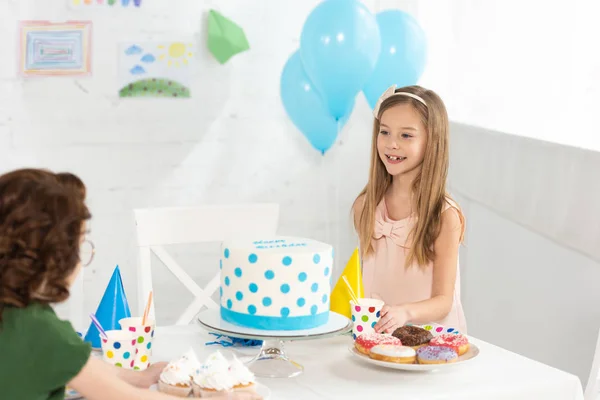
{"left": 193, "top": 370, "right": 235, "bottom": 391}
{"left": 160, "top": 360, "right": 192, "bottom": 386}
{"left": 229, "top": 355, "right": 255, "bottom": 386}
{"left": 203, "top": 351, "right": 229, "bottom": 371}
{"left": 370, "top": 345, "right": 416, "bottom": 358}
{"left": 193, "top": 353, "right": 235, "bottom": 391}
{"left": 180, "top": 348, "right": 201, "bottom": 373}
{"left": 220, "top": 236, "right": 333, "bottom": 319}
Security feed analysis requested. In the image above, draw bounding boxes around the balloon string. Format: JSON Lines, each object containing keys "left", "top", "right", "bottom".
{"left": 322, "top": 150, "right": 330, "bottom": 247}
{"left": 334, "top": 119, "right": 342, "bottom": 272}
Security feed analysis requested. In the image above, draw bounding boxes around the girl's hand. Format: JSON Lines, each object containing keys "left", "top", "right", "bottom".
{"left": 140, "top": 361, "right": 168, "bottom": 387}
{"left": 374, "top": 305, "right": 410, "bottom": 334}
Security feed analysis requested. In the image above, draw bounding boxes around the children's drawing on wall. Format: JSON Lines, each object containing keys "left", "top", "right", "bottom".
{"left": 70, "top": 0, "right": 142, "bottom": 8}
{"left": 18, "top": 21, "right": 92, "bottom": 77}
{"left": 118, "top": 41, "right": 194, "bottom": 98}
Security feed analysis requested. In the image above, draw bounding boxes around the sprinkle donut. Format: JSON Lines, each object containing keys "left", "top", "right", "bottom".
{"left": 416, "top": 345, "right": 458, "bottom": 364}
{"left": 430, "top": 333, "right": 469, "bottom": 356}
{"left": 354, "top": 333, "right": 402, "bottom": 355}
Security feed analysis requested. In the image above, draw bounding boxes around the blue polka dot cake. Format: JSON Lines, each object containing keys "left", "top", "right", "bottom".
{"left": 220, "top": 236, "right": 333, "bottom": 330}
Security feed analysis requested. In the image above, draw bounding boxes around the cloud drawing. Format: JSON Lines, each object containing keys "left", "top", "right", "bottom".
{"left": 125, "top": 45, "right": 143, "bottom": 55}
{"left": 141, "top": 54, "right": 156, "bottom": 63}
{"left": 129, "top": 65, "right": 146, "bottom": 75}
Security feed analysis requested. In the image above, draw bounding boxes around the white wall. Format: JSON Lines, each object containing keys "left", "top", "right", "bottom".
{"left": 457, "top": 197, "right": 600, "bottom": 386}
{"left": 0, "top": 0, "right": 415, "bottom": 330}
{"left": 448, "top": 123, "right": 600, "bottom": 386}
{"left": 418, "top": 0, "right": 600, "bottom": 152}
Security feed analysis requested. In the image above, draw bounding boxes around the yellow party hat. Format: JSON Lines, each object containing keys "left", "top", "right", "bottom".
{"left": 330, "top": 247, "right": 364, "bottom": 318}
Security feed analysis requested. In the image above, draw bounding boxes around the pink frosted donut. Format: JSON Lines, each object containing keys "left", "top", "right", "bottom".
{"left": 354, "top": 333, "right": 402, "bottom": 355}
{"left": 430, "top": 333, "right": 469, "bottom": 356}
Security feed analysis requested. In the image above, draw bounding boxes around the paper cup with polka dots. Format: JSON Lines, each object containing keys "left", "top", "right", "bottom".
{"left": 350, "top": 298, "right": 384, "bottom": 340}
{"left": 100, "top": 330, "right": 137, "bottom": 369}
{"left": 119, "top": 317, "right": 155, "bottom": 370}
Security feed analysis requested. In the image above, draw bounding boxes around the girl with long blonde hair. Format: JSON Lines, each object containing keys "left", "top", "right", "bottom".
{"left": 353, "top": 85, "right": 467, "bottom": 334}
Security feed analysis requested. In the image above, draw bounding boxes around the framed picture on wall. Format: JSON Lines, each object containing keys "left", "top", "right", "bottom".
{"left": 118, "top": 40, "right": 194, "bottom": 98}
{"left": 18, "top": 21, "right": 93, "bottom": 77}
{"left": 68, "top": 0, "right": 142, "bottom": 8}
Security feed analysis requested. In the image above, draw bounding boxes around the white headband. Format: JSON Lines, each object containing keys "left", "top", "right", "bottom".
{"left": 373, "top": 85, "right": 427, "bottom": 119}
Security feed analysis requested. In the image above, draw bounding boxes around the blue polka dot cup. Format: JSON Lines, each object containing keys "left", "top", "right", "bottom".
{"left": 119, "top": 317, "right": 156, "bottom": 371}
{"left": 100, "top": 330, "right": 137, "bottom": 369}
{"left": 350, "top": 298, "right": 384, "bottom": 340}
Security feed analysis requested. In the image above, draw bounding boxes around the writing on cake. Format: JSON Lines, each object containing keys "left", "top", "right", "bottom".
{"left": 253, "top": 239, "right": 307, "bottom": 249}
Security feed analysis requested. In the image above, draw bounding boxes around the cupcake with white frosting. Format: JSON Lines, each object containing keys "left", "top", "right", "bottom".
{"left": 179, "top": 348, "right": 201, "bottom": 379}
{"left": 157, "top": 358, "right": 192, "bottom": 397}
{"left": 229, "top": 355, "right": 256, "bottom": 393}
{"left": 204, "top": 350, "right": 229, "bottom": 370}
{"left": 192, "top": 351, "right": 235, "bottom": 397}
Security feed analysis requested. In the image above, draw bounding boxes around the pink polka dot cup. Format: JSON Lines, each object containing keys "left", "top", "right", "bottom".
{"left": 119, "top": 317, "right": 156, "bottom": 371}
{"left": 100, "top": 330, "right": 137, "bottom": 369}
{"left": 350, "top": 298, "right": 384, "bottom": 340}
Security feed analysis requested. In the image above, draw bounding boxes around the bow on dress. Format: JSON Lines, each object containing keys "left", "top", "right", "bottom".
{"left": 373, "top": 219, "right": 409, "bottom": 248}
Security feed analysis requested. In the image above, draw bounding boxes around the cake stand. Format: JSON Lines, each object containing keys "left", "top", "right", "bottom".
{"left": 197, "top": 309, "right": 351, "bottom": 378}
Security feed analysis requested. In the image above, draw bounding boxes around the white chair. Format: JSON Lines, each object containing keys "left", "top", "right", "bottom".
{"left": 584, "top": 327, "right": 600, "bottom": 400}
{"left": 133, "top": 203, "right": 279, "bottom": 325}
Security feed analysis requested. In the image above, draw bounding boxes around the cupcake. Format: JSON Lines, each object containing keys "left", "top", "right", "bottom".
{"left": 180, "top": 348, "right": 201, "bottom": 378}
{"left": 157, "top": 358, "right": 192, "bottom": 397}
{"left": 203, "top": 350, "right": 229, "bottom": 370}
{"left": 229, "top": 355, "right": 256, "bottom": 393}
{"left": 192, "top": 351, "right": 235, "bottom": 397}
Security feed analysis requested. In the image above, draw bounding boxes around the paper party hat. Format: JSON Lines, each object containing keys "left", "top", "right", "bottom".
{"left": 330, "top": 248, "right": 364, "bottom": 318}
{"left": 84, "top": 265, "right": 131, "bottom": 348}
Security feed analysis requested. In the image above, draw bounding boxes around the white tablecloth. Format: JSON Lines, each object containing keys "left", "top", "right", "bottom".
{"left": 152, "top": 324, "right": 584, "bottom": 400}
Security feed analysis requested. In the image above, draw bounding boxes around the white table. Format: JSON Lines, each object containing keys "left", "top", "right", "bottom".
{"left": 152, "top": 324, "right": 584, "bottom": 400}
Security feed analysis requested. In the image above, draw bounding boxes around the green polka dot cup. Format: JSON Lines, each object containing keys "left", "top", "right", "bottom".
{"left": 100, "top": 330, "right": 137, "bottom": 369}
{"left": 350, "top": 298, "right": 384, "bottom": 340}
{"left": 119, "top": 317, "right": 155, "bottom": 371}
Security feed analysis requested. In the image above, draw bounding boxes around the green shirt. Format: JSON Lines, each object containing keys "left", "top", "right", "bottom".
{"left": 0, "top": 303, "right": 91, "bottom": 400}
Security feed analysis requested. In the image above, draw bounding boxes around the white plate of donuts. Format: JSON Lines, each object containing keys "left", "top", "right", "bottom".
{"left": 348, "top": 324, "right": 480, "bottom": 371}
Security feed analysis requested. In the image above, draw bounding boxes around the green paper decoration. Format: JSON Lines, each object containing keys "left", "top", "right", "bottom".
{"left": 207, "top": 9, "right": 250, "bottom": 64}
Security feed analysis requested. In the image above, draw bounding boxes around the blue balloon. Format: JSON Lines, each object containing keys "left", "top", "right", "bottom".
{"left": 280, "top": 50, "right": 353, "bottom": 154}
{"left": 300, "top": 0, "right": 380, "bottom": 120}
{"left": 363, "top": 10, "right": 427, "bottom": 110}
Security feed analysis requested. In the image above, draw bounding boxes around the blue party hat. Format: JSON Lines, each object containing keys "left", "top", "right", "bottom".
{"left": 84, "top": 265, "right": 131, "bottom": 348}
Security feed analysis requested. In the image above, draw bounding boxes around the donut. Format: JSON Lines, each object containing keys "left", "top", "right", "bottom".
{"left": 354, "top": 332, "right": 402, "bottom": 355}
{"left": 430, "top": 333, "right": 469, "bottom": 356}
{"left": 369, "top": 345, "right": 416, "bottom": 364}
{"left": 416, "top": 345, "right": 458, "bottom": 364}
{"left": 391, "top": 325, "right": 433, "bottom": 349}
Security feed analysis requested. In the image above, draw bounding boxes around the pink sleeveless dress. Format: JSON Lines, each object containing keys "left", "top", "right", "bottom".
{"left": 362, "top": 197, "right": 468, "bottom": 334}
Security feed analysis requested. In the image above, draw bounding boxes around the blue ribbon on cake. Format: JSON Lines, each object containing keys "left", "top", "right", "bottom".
{"left": 205, "top": 333, "right": 263, "bottom": 348}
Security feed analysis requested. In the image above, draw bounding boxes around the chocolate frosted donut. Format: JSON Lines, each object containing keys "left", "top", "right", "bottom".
{"left": 391, "top": 325, "right": 433, "bottom": 347}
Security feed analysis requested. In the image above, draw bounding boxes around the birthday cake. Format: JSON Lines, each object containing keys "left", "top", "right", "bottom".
{"left": 220, "top": 237, "right": 333, "bottom": 330}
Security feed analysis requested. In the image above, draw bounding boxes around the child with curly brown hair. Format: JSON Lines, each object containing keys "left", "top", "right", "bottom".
{"left": 0, "top": 168, "right": 260, "bottom": 400}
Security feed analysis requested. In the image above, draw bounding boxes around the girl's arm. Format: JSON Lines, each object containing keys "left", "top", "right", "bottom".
{"left": 115, "top": 361, "right": 168, "bottom": 388}
{"left": 403, "top": 207, "right": 462, "bottom": 322}
{"left": 69, "top": 357, "right": 261, "bottom": 400}
{"left": 375, "top": 208, "right": 462, "bottom": 332}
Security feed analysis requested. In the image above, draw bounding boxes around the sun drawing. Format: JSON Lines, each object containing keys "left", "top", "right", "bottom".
{"left": 157, "top": 42, "right": 193, "bottom": 67}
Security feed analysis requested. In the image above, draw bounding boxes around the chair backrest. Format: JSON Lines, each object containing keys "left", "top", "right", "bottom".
{"left": 133, "top": 203, "right": 279, "bottom": 325}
